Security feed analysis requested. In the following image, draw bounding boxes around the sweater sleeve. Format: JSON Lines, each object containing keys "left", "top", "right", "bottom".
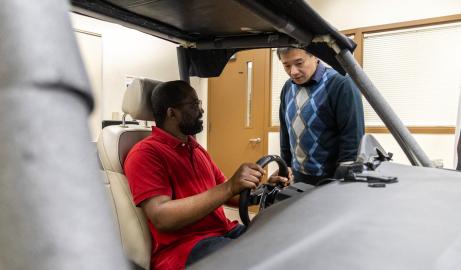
{"left": 333, "top": 75, "right": 365, "bottom": 163}
{"left": 279, "top": 81, "right": 292, "bottom": 167}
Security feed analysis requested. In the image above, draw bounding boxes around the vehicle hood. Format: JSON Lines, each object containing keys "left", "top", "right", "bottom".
{"left": 192, "top": 162, "right": 461, "bottom": 270}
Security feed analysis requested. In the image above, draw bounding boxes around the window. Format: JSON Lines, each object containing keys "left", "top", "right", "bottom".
{"left": 270, "top": 49, "right": 289, "bottom": 126}
{"left": 245, "top": 61, "right": 254, "bottom": 127}
{"left": 363, "top": 22, "right": 461, "bottom": 127}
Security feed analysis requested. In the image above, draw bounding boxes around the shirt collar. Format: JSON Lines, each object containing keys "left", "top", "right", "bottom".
{"left": 152, "top": 127, "right": 199, "bottom": 149}
{"left": 310, "top": 61, "right": 326, "bottom": 84}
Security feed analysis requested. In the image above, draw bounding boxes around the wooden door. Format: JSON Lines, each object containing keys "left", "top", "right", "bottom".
{"left": 208, "top": 49, "right": 269, "bottom": 178}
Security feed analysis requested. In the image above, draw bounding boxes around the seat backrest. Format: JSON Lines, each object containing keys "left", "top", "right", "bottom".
{"left": 97, "top": 78, "right": 162, "bottom": 270}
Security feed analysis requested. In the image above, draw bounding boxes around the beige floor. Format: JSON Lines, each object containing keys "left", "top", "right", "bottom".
{"left": 223, "top": 206, "right": 256, "bottom": 224}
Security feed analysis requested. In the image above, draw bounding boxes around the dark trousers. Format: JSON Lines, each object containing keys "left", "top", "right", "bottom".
{"left": 185, "top": 224, "right": 246, "bottom": 267}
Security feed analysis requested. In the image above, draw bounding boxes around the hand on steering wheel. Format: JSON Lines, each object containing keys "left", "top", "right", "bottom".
{"left": 239, "top": 155, "right": 289, "bottom": 227}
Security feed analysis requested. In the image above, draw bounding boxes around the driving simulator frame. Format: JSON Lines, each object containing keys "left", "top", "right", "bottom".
{"left": 173, "top": 0, "right": 432, "bottom": 167}
{"left": 0, "top": 0, "right": 435, "bottom": 269}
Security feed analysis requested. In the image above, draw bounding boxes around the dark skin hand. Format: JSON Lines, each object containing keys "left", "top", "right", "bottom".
{"left": 268, "top": 167, "right": 294, "bottom": 187}
{"left": 141, "top": 163, "right": 266, "bottom": 232}
{"left": 225, "top": 167, "right": 293, "bottom": 207}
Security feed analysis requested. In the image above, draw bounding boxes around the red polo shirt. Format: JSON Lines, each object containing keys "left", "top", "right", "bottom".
{"left": 124, "top": 127, "right": 238, "bottom": 270}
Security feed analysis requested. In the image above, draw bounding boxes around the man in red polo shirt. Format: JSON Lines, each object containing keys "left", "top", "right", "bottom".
{"left": 124, "top": 80, "right": 288, "bottom": 270}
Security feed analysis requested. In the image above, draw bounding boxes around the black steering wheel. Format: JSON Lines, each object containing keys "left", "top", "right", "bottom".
{"left": 239, "top": 155, "right": 289, "bottom": 227}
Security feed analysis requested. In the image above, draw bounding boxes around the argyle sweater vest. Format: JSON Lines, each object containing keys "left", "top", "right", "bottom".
{"left": 283, "top": 68, "right": 336, "bottom": 176}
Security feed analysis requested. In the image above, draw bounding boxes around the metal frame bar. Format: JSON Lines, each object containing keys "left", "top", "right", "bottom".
{"left": 234, "top": 0, "right": 313, "bottom": 45}
{"left": 196, "top": 34, "right": 298, "bottom": 50}
{"left": 72, "top": 0, "right": 192, "bottom": 45}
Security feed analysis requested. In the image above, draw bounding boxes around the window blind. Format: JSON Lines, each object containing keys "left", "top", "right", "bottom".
{"left": 363, "top": 22, "right": 461, "bottom": 126}
{"left": 271, "top": 49, "right": 289, "bottom": 126}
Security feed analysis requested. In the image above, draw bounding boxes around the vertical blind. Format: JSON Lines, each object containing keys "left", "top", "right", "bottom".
{"left": 271, "top": 49, "right": 289, "bottom": 126}
{"left": 363, "top": 22, "right": 461, "bottom": 126}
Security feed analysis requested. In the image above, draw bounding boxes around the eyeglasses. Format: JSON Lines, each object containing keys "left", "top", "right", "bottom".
{"left": 175, "top": 99, "right": 202, "bottom": 109}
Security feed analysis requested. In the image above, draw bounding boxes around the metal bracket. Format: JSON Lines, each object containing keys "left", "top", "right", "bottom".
{"left": 312, "top": 34, "right": 341, "bottom": 54}
{"left": 342, "top": 170, "right": 398, "bottom": 188}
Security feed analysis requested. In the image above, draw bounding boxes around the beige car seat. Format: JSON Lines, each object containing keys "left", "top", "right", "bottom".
{"left": 97, "top": 78, "right": 162, "bottom": 270}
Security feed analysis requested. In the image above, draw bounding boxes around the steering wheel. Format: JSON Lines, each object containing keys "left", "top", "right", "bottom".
{"left": 239, "top": 155, "right": 289, "bottom": 227}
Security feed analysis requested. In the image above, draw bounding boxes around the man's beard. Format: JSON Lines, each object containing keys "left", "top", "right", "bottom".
{"left": 179, "top": 115, "right": 203, "bottom": 135}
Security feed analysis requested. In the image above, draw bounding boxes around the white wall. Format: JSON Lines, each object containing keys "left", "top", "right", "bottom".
{"left": 268, "top": 132, "right": 281, "bottom": 175}
{"left": 191, "top": 77, "right": 209, "bottom": 149}
{"left": 71, "top": 13, "right": 208, "bottom": 147}
{"left": 267, "top": 1, "right": 461, "bottom": 169}
{"left": 307, "top": 0, "right": 461, "bottom": 30}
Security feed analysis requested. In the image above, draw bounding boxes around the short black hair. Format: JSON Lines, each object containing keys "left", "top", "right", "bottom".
{"left": 150, "top": 80, "right": 193, "bottom": 127}
{"left": 276, "top": 47, "right": 310, "bottom": 59}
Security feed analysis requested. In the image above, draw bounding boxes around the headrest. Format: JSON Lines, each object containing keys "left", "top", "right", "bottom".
{"left": 122, "top": 78, "right": 162, "bottom": 121}
{"left": 97, "top": 125, "right": 151, "bottom": 173}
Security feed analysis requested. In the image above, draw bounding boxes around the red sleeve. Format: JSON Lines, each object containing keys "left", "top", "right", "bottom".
{"left": 124, "top": 146, "right": 172, "bottom": 206}
{"left": 197, "top": 145, "right": 227, "bottom": 185}
{"left": 208, "top": 153, "right": 227, "bottom": 185}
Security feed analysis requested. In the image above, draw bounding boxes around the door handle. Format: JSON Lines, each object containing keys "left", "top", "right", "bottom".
{"left": 249, "top": 137, "right": 262, "bottom": 144}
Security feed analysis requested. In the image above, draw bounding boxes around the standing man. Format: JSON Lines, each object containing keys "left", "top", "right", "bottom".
{"left": 124, "top": 80, "right": 287, "bottom": 270}
{"left": 277, "top": 47, "right": 365, "bottom": 185}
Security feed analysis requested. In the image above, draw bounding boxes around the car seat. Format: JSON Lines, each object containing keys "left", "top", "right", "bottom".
{"left": 97, "top": 78, "right": 162, "bottom": 270}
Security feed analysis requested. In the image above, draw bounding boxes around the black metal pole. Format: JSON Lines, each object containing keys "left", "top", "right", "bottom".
{"left": 234, "top": 0, "right": 313, "bottom": 45}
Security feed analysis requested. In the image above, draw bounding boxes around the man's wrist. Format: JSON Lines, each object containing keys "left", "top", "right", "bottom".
{"left": 222, "top": 180, "right": 235, "bottom": 198}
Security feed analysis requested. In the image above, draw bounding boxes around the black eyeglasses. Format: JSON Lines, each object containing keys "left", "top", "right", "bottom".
{"left": 174, "top": 99, "right": 202, "bottom": 109}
